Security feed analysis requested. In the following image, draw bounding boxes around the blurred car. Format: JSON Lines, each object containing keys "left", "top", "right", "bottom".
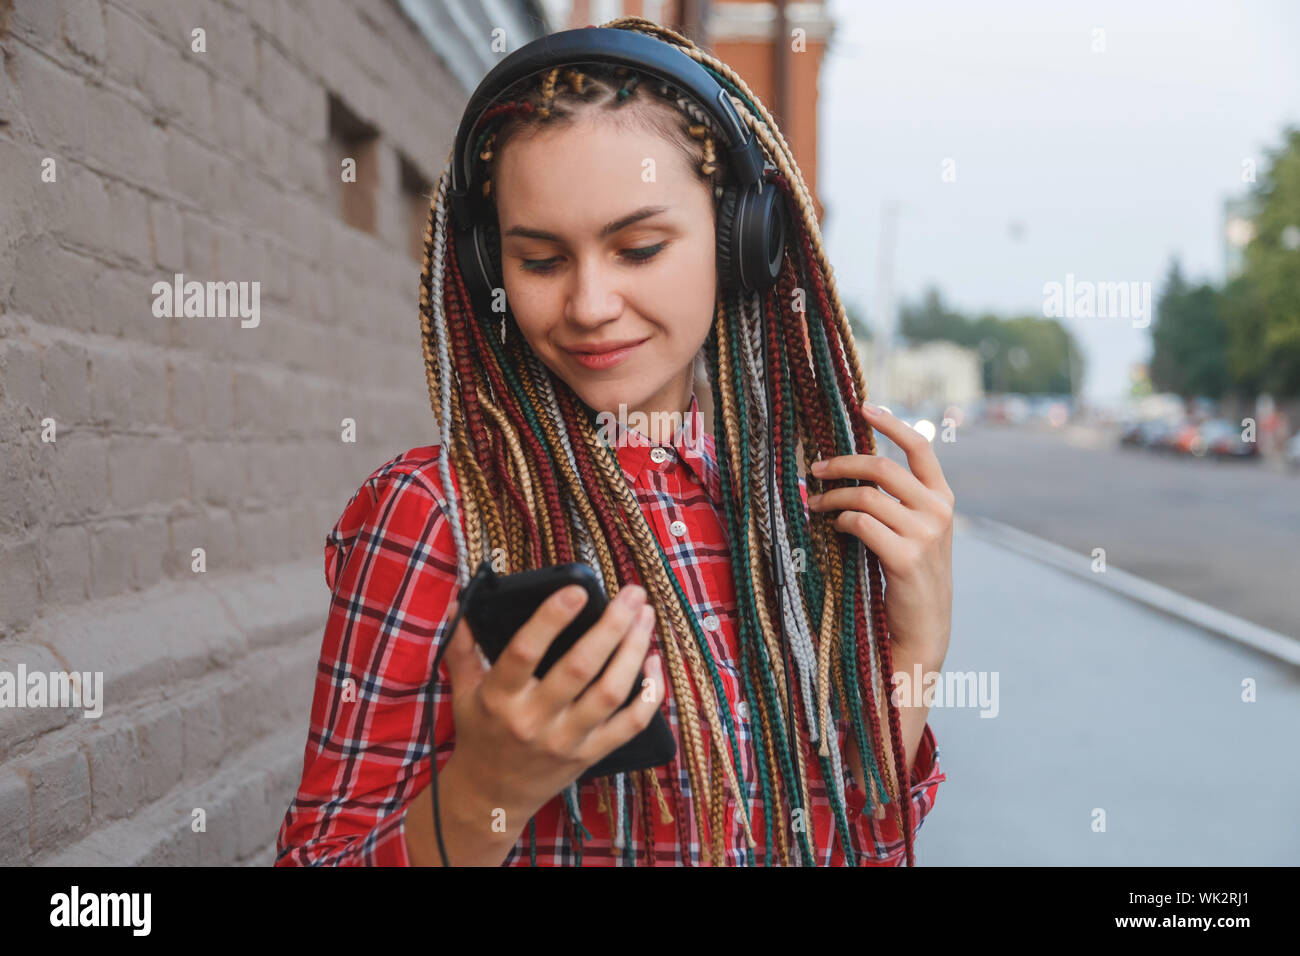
{"left": 1048, "top": 402, "right": 1070, "bottom": 427}
{"left": 1168, "top": 421, "right": 1203, "bottom": 455}
{"left": 1027, "top": 395, "right": 1070, "bottom": 427}
{"left": 1008, "top": 396, "right": 1030, "bottom": 425}
{"left": 954, "top": 399, "right": 980, "bottom": 425}
{"left": 1119, "top": 418, "right": 1176, "bottom": 450}
{"left": 987, "top": 395, "right": 1029, "bottom": 425}
{"left": 1118, "top": 419, "right": 1145, "bottom": 446}
{"left": 1193, "top": 418, "right": 1258, "bottom": 458}
{"left": 1286, "top": 430, "right": 1300, "bottom": 471}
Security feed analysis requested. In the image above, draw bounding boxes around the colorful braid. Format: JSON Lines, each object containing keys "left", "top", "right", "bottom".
{"left": 415, "top": 15, "right": 917, "bottom": 866}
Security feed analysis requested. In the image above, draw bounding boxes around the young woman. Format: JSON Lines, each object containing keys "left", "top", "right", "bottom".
{"left": 277, "top": 18, "right": 953, "bottom": 867}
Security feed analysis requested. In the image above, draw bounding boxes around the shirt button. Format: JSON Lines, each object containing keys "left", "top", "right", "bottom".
{"left": 703, "top": 614, "right": 720, "bottom": 631}
{"left": 669, "top": 520, "right": 687, "bottom": 537}
{"left": 650, "top": 447, "right": 669, "bottom": 464}
{"left": 736, "top": 700, "right": 750, "bottom": 721}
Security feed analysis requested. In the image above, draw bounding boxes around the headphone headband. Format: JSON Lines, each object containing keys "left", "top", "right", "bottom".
{"left": 447, "top": 27, "right": 766, "bottom": 227}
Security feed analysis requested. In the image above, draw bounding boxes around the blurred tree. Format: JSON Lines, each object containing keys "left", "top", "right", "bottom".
{"left": 1150, "top": 256, "right": 1230, "bottom": 398}
{"left": 996, "top": 316, "right": 1074, "bottom": 393}
{"left": 1220, "top": 274, "right": 1267, "bottom": 397}
{"left": 898, "top": 286, "right": 1080, "bottom": 394}
{"left": 899, "top": 286, "right": 972, "bottom": 345}
{"left": 1233, "top": 125, "right": 1300, "bottom": 396}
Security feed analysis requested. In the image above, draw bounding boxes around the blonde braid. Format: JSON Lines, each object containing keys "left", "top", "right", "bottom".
{"left": 575, "top": 407, "right": 759, "bottom": 855}
{"left": 571, "top": 409, "right": 756, "bottom": 856}
{"left": 713, "top": 294, "right": 804, "bottom": 860}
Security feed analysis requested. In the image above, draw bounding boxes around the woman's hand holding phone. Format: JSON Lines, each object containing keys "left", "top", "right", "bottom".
{"left": 435, "top": 582, "right": 665, "bottom": 844}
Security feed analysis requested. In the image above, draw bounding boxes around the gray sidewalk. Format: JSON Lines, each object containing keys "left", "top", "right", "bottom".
{"left": 917, "top": 519, "right": 1300, "bottom": 866}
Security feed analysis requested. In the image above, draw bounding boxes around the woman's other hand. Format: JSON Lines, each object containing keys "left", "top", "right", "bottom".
{"left": 806, "top": 400, "right": 955, "bottom": 671}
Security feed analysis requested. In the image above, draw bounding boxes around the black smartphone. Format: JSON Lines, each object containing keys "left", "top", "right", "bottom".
{"left": 458, "top": 559, "right": 676, "bottom": 780}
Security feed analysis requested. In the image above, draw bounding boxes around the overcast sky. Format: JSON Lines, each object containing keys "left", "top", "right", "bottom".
{"left": 819, "top": 0, "right": 1300, "bottom": 403}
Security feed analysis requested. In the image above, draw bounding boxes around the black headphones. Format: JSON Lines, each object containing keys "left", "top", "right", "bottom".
{"left": 446, "top": 26, "right": 787, "bottom": 319}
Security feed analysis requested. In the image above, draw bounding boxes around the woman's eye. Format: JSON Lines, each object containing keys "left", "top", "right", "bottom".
{"left": 518, "top": 243, "right": 667, "bottom": 275}
{"left": 621, "top": 242, "right": 668, "bottom": 263}
{"left": 520, "top": 257, "right": 559, "bottom": 273}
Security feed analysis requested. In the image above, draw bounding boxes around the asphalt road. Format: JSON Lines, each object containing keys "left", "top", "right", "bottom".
{"left": 912, "top": 423, "right": 1300, "bottom": 638}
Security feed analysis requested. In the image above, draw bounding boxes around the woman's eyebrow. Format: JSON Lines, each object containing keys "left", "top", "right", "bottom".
{"left": 501, "top": 204, "right": 673, "bottom": 242}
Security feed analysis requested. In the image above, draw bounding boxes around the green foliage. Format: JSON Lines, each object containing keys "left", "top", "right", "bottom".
{"left": 1232, "top": 126, "right": 1300, "bottom": 396}
{"left": 898, "top": 286, "right": 1081, "bottom": 394}
{"left": 1150, "top": 257, "right": 1231, "bottom": 398}
{"left": 898, "top": 287, "right": 972, "bottom": 346}
{"left": 1221, "top": 274, "right": 1267, "bottom": 394}
{"left": 1148, "top": 126, "right": 1300, "bottom": 399}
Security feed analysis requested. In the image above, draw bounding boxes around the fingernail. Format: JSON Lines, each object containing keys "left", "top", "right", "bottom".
{"left": 862, "top": 401, "right": 880, "bottom": 415}
{"left": 808, "top": 493, "right": 822, "bottom": 507}
{"left": 810, "top": 459, "right": 827, "bottom": 474}
{"left": 560, "top": 585, "right": 586, "bottom": 609}
{"left": 618, "top": 584, "right": 646, "bottom": 606}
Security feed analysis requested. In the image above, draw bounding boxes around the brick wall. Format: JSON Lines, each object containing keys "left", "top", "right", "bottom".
{"left": 0, "top": 0, "right": 488, "bottom": 865}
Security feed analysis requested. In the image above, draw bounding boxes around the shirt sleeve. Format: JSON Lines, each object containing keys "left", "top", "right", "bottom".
{"left": 275, "top": 460, "right": 460, "bottom": 866}
{"left": 842, "top": 722, "right": 945, "bottom": 866}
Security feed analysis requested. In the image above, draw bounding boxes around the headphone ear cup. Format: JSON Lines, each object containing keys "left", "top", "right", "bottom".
{"left": 716, "top": 182, "right": 787, "bottom": 295}
{"left": 714, "top": 184, "right": 742, "bottom": 294}
{"left": 452, "top": 219, "right": 500, "bottom": 317}
{"left": 482, "top": 216, "right": 503, "bottom": 285}
{"left": 738, "top": 183, "right": 786, "bottom": 293}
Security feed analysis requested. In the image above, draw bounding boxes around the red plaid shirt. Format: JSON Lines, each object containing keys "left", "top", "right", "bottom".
{"left": 276, "top": 393, "right": 944, "bottom": 866}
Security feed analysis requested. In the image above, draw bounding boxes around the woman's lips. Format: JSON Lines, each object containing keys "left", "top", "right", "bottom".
{"left": 564, "top": 338, "right": 648, "bottom": 370}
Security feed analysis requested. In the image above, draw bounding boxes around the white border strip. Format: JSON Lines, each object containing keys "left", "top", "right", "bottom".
{"left": 954, "top": 512, "right": 1300, "bottom": 666}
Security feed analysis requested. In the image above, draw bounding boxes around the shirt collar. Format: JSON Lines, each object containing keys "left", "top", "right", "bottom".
{"left": 607, "top": 392, "right": 716, "bottom": 494}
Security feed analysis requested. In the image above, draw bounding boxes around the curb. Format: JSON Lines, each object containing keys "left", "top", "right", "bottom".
{"left": 953, "top": 512, "right": 1300, "bottom": 667}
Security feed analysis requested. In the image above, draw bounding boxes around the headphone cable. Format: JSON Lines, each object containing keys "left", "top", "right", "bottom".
{"left": 427, "top": 560, "right": 493, "bottom": 867}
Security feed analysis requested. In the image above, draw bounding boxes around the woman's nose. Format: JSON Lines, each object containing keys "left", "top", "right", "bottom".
{"left": 564, "top": 256, "right": 624, "bottom": 325}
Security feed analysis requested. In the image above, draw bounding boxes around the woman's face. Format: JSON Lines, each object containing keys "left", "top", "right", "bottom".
{"left": 494, "top": 112, "right": 716, "bottom": 433}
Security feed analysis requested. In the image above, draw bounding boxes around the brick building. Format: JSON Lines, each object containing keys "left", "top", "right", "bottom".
{"left": 0, "top": 0, "right": 831, "bottom": 865}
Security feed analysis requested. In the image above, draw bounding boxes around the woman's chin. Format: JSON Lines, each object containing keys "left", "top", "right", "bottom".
{"left": 576, "top": 385, "right": 636, "bottom": 416}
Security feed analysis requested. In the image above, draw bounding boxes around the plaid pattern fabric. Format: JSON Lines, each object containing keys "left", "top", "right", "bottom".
{"left": 276, "top": 393, "right": 945, "bottom": 866}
